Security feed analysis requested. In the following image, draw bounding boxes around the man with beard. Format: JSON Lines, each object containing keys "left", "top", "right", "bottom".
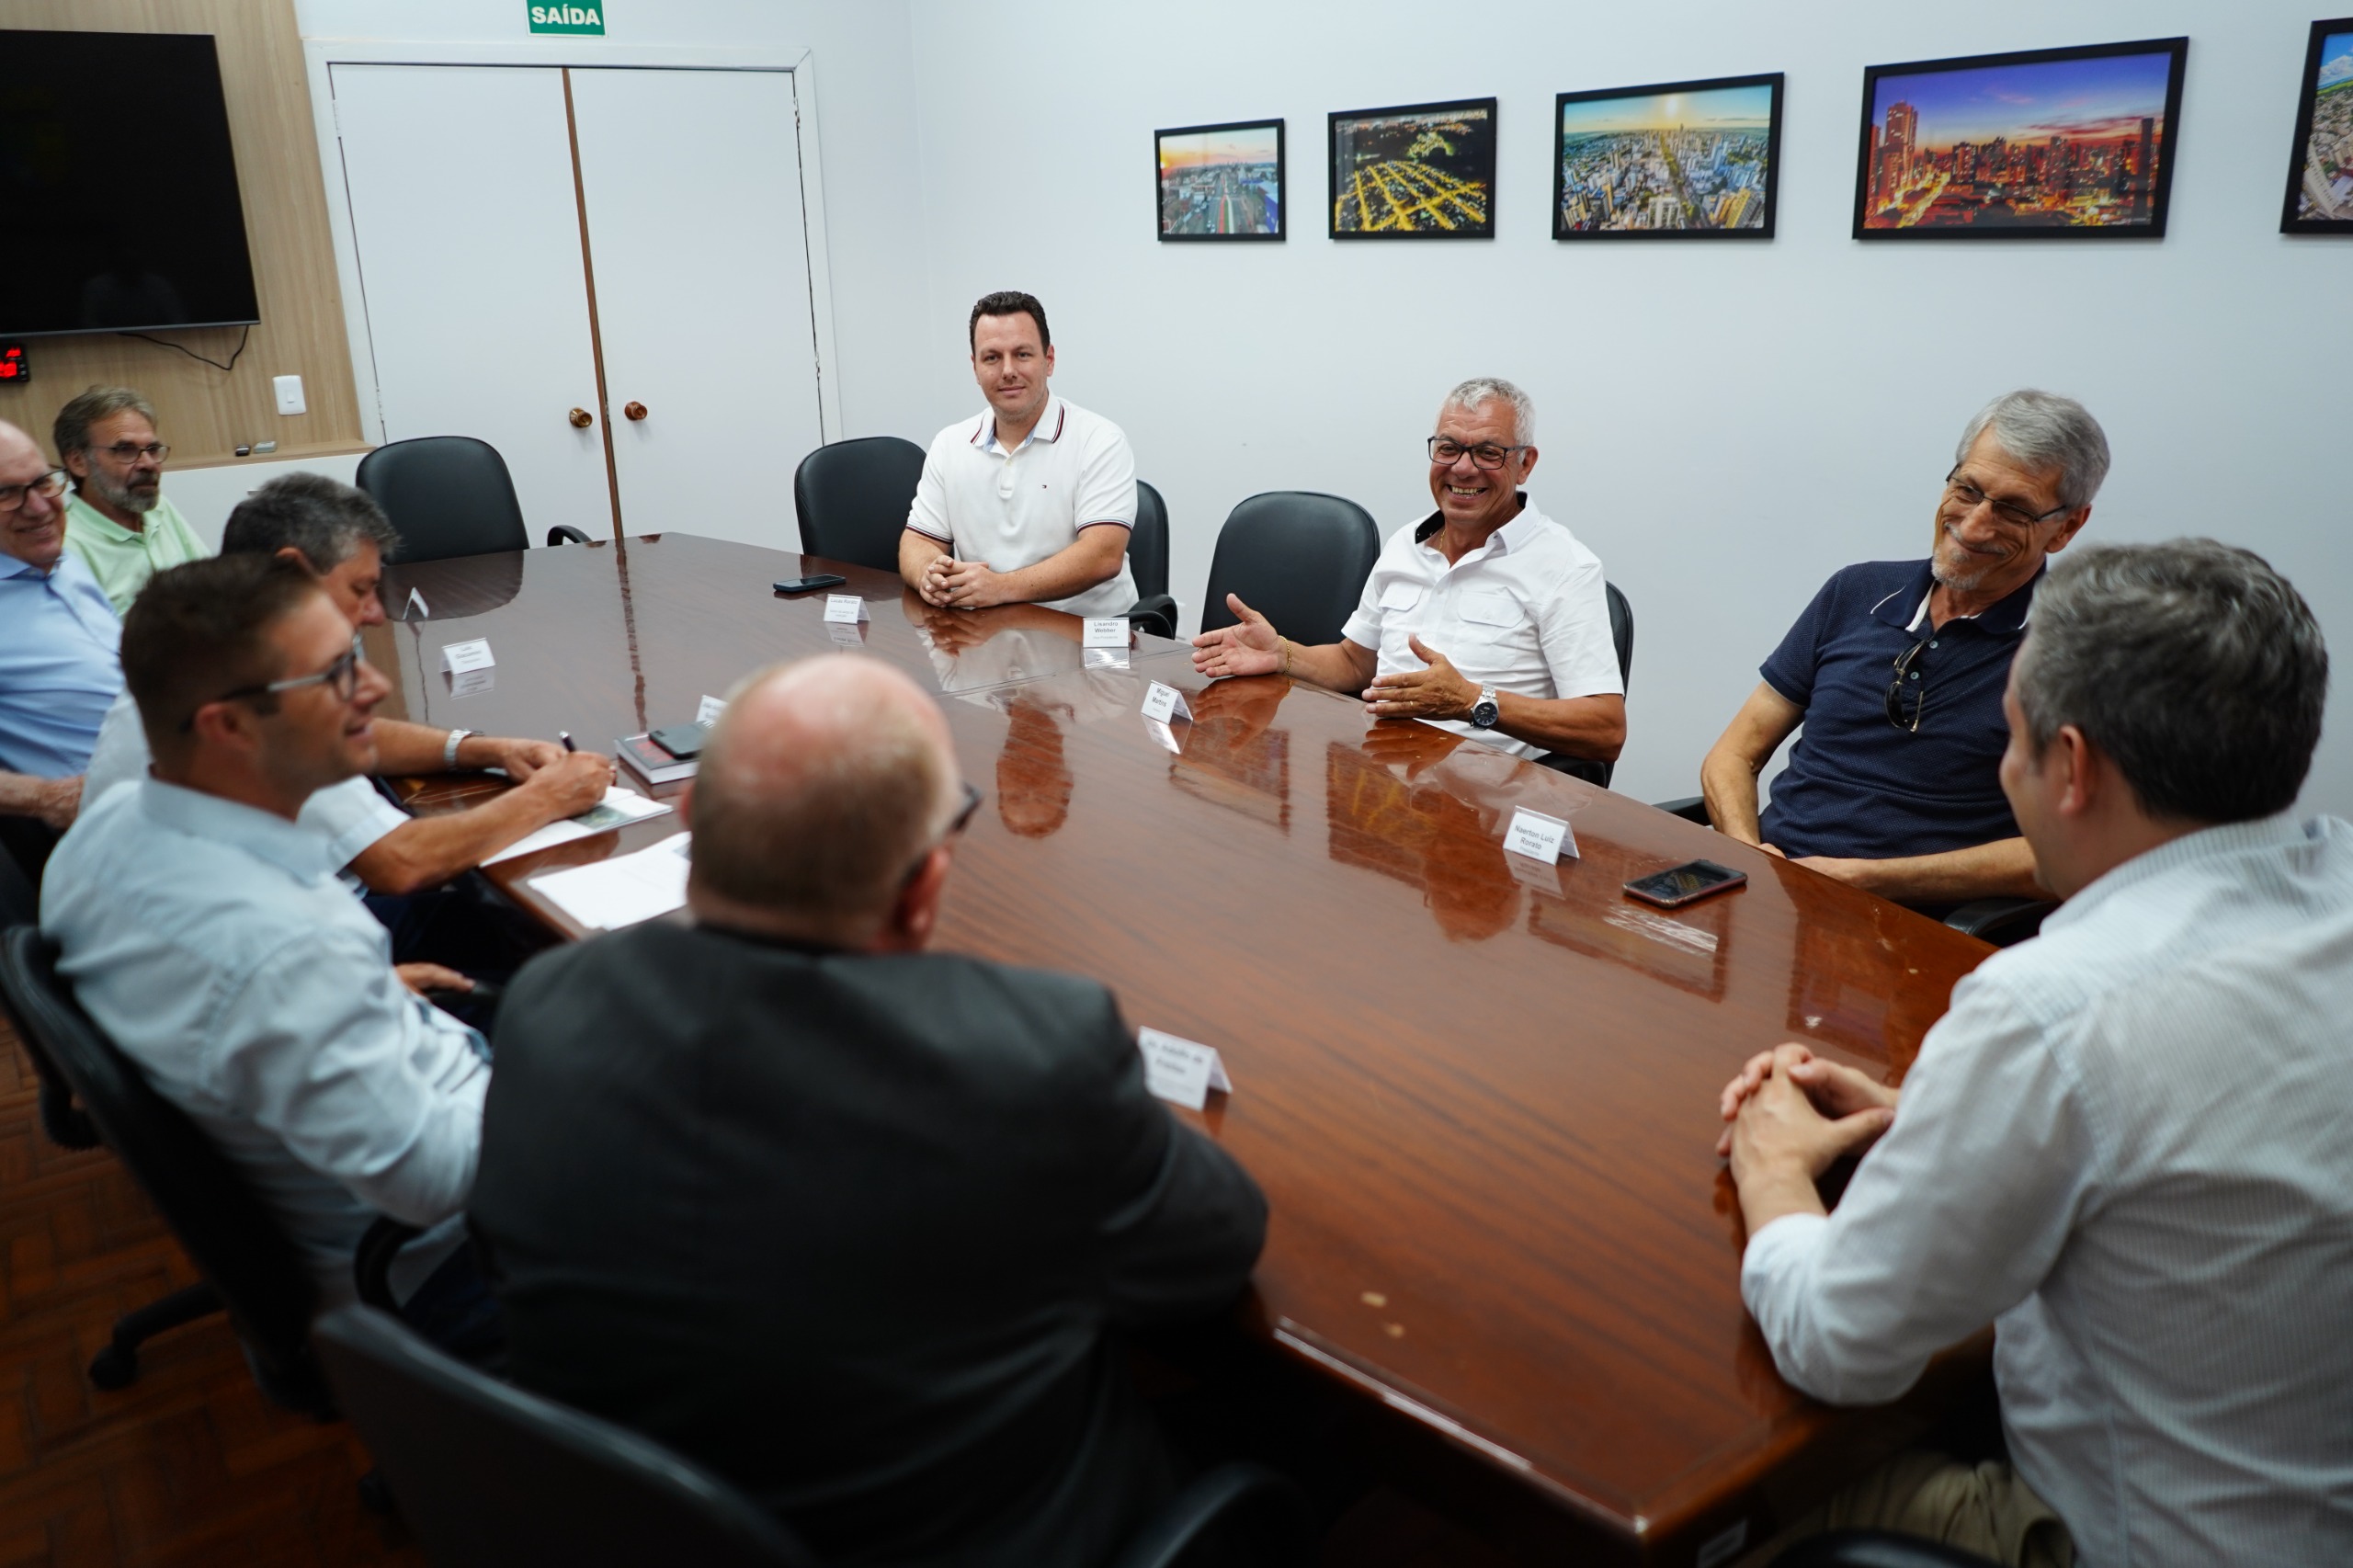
{"left": 58, "top": 385, "right": 210, "bottom": 614}
{"left": 1694, "top": 390, "right": 2106, "bottom": 910}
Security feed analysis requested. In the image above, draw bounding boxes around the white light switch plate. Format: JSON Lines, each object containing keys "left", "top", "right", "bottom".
{"left": 272, "top": 375, "right": 306, "bottom": 415}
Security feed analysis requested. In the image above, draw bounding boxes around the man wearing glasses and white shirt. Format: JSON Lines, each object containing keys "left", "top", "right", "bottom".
{"left": 1190, "top": 377, "right": 1626, "bottom": 779}
{"left": 1695, "top": 390, "right": 2105, "bottom": 910}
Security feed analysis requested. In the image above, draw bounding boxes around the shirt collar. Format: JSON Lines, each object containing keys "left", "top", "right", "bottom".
{"left": 0, "top": 551, "right": 47, "bottom": 581}
{"left": 2041, "top": 812, "right": 2328, "bottom": 934}
{"left": 1413, "top": 491, "right": 1535, "bottom": 552}
{"left": 972, "top": 395, "right": 1066, "bottom": 454}
{"left": 137, "top": 778, "right": 340, "bottom": 883}
{"left": 1869, "top": 559, "right": 2042, "bottom": 636}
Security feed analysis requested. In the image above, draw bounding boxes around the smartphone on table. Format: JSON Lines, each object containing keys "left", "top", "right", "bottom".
{"left": 1622, "top": 859, "right": 1748, "bottom": 909}
{"left": 773, "top": 574, "right": 847, "bottom": 594}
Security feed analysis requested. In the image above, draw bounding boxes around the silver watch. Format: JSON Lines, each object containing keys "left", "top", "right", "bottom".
{"left": 443, "top": 728, "right": 474, "bottom": 770}
{"left": 1470, "top": 687, "right": 1500, "bottom": 729}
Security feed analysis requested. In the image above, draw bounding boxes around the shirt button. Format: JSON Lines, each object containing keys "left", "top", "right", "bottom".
{"left": 1929, "top": 640, "right": 1938, "bottom": 649}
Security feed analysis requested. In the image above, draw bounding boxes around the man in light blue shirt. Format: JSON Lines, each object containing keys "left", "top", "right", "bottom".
{"left": 1719, "top": 540, "right": 2352, "bottom": 1566}
{"left": 0, "top": 417, "right": 120, "bottom": 835}
{"left": 44, "top": 553, "right": 494, "bottom": 1348}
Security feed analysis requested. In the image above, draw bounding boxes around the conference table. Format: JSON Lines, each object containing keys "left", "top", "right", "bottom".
{"left": 365, "top": 532, "right": 1997, "bottom": 1565}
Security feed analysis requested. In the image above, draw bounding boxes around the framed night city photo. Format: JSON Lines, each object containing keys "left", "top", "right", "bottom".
{"left": 1554, "top": 73, "right": 1783, "bottom": 239}
{"left": 1852, "top": 38, "right": 2188, "bottom": 239}
{"left": 1157, "top": 119, "right": 1285, "bottom": 242}
{"left": 1328, "top": 97, "right": 1498, "bottom": 239}
{"left": 2280, "top": 17, "right": 2353, "bottom": 233}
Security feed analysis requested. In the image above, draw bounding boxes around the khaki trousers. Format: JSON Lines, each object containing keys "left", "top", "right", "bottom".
{"left": 1739, "top": 1449, "right": 2075, "bottom": 1568}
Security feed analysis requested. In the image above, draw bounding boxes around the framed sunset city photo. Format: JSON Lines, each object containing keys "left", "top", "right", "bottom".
{"left": 1328, "top": 97, "right": 1498, "bottom": 239}
{"left": 1853, "top": 38, "right": 2188, "bottom": 239}
{"left": 2281, "top": 17, "right": 2353, "bottom": 233}
{"left": 1554, "top": 73, "right": 1783, "bottom": 239}
{"left": 1157, "top": 119, "right": 1285, "bottom": 241}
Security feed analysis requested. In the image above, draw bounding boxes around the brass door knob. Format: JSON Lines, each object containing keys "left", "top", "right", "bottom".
{"left": 568, "top": 407, "right": 593, "bottom": 428}
{"left": 623, "top": 402, "right": 648, "bottom": 421}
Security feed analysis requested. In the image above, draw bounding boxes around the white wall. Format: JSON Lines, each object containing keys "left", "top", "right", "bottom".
{"left": 167, "top": 451, "right": 365, "bottom": 550}
{"left": 899, "top": 0, "right": 2352, "bottom": 812}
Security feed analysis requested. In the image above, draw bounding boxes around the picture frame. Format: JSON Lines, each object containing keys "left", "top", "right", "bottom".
{"left": 1328, "top": 97, "right": 1498, "bottom": 239}
{"left": 1157, "top": 119, "right": 1286, "bottom": 242}
{"left": 1852, "top": 37, "right": 2188, "bottom": 240}
{"left": 2281, "top": 17, "right": 2353, "bottom": 233}
{"left": 1553, "top": 73, "right": 1783, "bottom": 240}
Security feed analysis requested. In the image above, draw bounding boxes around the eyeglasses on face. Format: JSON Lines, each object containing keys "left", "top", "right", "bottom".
{"left": 899, "top": 780, "right": 985, "bottom": 892}
{"left": 0, "top": 469, "right": 67, "bottom": 513}
{"left": 94, "top": 441, "right": 169, "bottom": 465}
{"left": 1943, "top": 468, "right": 2070, "bottom": 530}
{"left": 182, "top": 648, "right": 364, "bottom": 731}
{"left": 1428, "top": 437, "right": 1529, "bottom": 471}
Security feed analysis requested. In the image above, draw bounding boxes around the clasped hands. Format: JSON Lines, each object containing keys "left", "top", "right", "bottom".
{"left": 918, "top": 552, "right": 1012, "bottom": 610}
{"left": 1716, "top": 1042, "right": 1899, "bottom": 1220}
{"left": 1188, "top": 594, "right": 1480, "bottom": 721}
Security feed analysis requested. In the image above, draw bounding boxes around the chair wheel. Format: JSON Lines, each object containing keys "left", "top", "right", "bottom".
{"left": 88, "top": 1343, "right": 139, "bottom": 1390}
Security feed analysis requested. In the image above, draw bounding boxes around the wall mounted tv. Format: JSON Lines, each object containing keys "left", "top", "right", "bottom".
{"left": 0, "top": 30, "right": 261, "bottom": 337}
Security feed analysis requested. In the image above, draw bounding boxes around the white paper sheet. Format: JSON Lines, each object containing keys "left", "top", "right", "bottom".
{"left": 483, "top": 788, "right": 673, "bottom": 865}
{"left": 529, "top": 833, "right": 692, "bottom": 930}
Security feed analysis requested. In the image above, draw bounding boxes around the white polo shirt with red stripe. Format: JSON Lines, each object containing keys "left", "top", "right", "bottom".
{"left": 905, "top": 393, "right": 1140, "bottom": 618}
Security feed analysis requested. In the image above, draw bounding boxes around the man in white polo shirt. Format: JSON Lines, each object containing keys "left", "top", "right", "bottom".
{"left": 899, "top": 290, "right": 1139, "bottom": 619}
{"left": 1190, "top": 377, "right": 1625, "bottom": 777}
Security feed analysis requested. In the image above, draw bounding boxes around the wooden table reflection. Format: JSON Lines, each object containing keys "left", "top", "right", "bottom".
{"left": 370, "top": 534, "right": 1996, "bottom": 1563}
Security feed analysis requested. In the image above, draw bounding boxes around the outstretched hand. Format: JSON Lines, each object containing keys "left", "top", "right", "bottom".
{"left": 1191, "top": 594, "right": 1282, "bottom": 678}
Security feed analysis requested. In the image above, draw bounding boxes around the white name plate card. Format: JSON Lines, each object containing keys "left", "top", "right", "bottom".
{"left": 404, "top": 586, "right": 429, "bottom": 620}
{"left": 696, "top": 694, "right": 726, "bottom": 726}
{"left": 823, "top": 594, "right": 870, "bottom": 624}
{"left": 1137, "top": 1028, "right": 1233, "bottom": 1111}
{"left": 1503, "top": 806, "right": 1578, "bottom": 864}
{"left": 439, "top": 638, "right": 494, "bottom": 674}
{"left": 1140, "top": 681, "right": 1193, "bottom": 724}
{"left": 1083, "top": 618, "right": 1131, "bottom": 649}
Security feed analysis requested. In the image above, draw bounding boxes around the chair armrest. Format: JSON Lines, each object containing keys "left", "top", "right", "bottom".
{"left": 1127, "top": 594, "right": 1178, "bottom": 642}
{"left": 353, "top": 1217, "right": 424, "bottom": 1312}
{"left": 545, "top": 525, "right": 596, "bottom": 547}
{"left": 1653, "top": 795, "right": 1711, "bottom": 825}
{"left": 1108, "top": 1461, "right": 1314, "bottom": 1568}
{"left": 1942, "top": 898, "right": 2057, "bottom": 949}
{"left": 1773, "top": 1528, "right": 2006, "bottom": 1567}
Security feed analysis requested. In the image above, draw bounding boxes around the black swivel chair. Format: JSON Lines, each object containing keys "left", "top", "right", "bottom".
{"left": 1127, "top": 479, "right": 1180, "bottom": 640}
{"left": 1535, "top": 582, "right": 1635, "bottom": 790}
{"left": 1199, "top": 491, "right": 1381, "bottom": 650}
{"left": 356, "top": 437, "right": 531, "bottom": 564}
{"left": 792, "top": 436, "right": 927, "bottom": 573}
{"left": 316, "top": 1302, "right": 1317, "bottom": 1568}
{"left": 1773, "top": 1530, "right": 2002, "bottom": 1566}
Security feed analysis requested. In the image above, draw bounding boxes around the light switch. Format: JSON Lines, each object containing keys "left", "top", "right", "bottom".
{"left": 273, "top": 374, "right": 306, "bottom": 416}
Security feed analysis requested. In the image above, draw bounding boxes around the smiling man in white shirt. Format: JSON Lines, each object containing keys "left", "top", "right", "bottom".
{"left": 1719, "top": 539, "right": 2353, "bottom": 1566}
{"left": 1190, "top": 377, "right": 1624, "bottom": 776}
{"left": 899, "top": 290, "right": 1139, "bottom": 619}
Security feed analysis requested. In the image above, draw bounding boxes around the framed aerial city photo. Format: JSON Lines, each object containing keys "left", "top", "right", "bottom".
{"left": 1554, "top": 73, "right": 1783, "bottom": 239}
{"left": 1328, "top": 97, "right": 1498, "bottom": 239}
{"left": 1853, "top": 37, "right": 2188, "bottom": 239}
{"left": 1157, "top": 119, "right": 1285, "bottom": 241}
{"left": 2281, "top": 17, "right": 2353, "bottom": 233}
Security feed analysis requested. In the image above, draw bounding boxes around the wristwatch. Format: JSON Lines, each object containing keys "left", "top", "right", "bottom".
{"left": 1470, "top": 686, "right": 1500, "bottom": 729}
{"left": 443, "top": 728, "right": 474, "bottom": 770}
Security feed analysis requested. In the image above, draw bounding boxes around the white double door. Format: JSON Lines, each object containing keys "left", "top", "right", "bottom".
{"left": 330, "top": 63, "right": 824, "bottom": 548}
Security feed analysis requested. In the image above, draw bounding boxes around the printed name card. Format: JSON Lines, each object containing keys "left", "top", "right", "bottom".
{"left": 404, "top": 586, "right": 429, "bottom": 620}
{"left": 439, "top": 638, "right": 494, "bottom": 674}
{"left": 1137, "top": 1028, "right": 1233, "bottom": 1111}
{"left": 1083, "top": 618, "right": 1131, "bottom": 648}
{"left": 1140, "top": 681, "right": 1194, "bottom": 724}
{"left": 822, "top": 594, "right": 870, "bottom": 624}
{"left": 1503, "top": 806, "right": 1578, "bottom": 864}
{"left": 695, "top": 694, "right": 726, "bottom": 726}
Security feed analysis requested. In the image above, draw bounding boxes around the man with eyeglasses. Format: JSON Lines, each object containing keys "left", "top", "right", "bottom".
{"left": 56, "top": 385, "right": 211, "bottom": 615}
{"left": 42, "top": 554, "right": 507, "bottom": 1356}
{"left": 0, "top": 418, "right": 119, "bottom": 858}
{"left": 1697, "top": 390, "right": 2106, "bottom": 910}
{"left": 1191, "top": 377, "right": 1625, "bottom": 776}
{"left": 472, "top": 654, "right": 1266, "bottom": 1567}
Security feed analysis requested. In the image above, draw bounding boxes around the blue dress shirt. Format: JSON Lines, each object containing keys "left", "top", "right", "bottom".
{"left": 0, "top": 550, "right": 122, "bottom": 778}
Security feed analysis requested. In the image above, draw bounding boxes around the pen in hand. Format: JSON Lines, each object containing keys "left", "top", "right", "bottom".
{"left": 560, "top": 731, "right": 576, "bottom": 754}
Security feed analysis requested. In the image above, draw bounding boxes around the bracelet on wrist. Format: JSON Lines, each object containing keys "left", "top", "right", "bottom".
{"left": 443, "top": 728, "right": 474, "bottom": 770}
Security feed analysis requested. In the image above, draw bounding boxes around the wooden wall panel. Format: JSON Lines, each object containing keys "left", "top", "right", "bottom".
{"left": 0, "top": 0, "right": 366, "bottom": 466}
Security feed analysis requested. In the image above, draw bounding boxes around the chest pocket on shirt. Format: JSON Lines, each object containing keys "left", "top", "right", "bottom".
{"left": 1379, "top": 580, "right": 1423, "bottom": 612}
{"left": 1455, "top": 590, "right": 1524, "bottom": 632}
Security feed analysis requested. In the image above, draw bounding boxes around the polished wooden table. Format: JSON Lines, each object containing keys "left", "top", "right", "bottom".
{"left": 366, "top": 533, "right": 1995, "bottom": 1565}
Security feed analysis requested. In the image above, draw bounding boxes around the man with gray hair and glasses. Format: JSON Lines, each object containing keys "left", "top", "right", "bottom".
{"left": 1716, "top": 540, "right": 2353, "bottom": 1564}
{"left": 1699, "top": 389, "right": 2107, "bottom": 908}
{"left": 1192, "top": 377, "right": 1625, "bottom": 778}
{"left": 56, "top": 384, "right": 211, "bottom": 615}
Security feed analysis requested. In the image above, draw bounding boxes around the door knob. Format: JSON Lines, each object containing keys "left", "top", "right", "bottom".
{"left": 623, "top": 402, "right": 648, "bottom": 421}
{"left": 568, "top": 407, "right": 593, "bottom": 428}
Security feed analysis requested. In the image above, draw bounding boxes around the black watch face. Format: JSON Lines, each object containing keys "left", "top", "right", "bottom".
{"left": 1472, "top": 699, "right": 1498, "bottom": 727}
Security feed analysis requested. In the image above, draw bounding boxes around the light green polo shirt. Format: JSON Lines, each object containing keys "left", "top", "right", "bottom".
{"left": 63, "top": 491, "right": 213, "bottom": 614}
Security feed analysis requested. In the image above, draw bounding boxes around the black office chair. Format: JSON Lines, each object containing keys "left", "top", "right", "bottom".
{"left": 1199, "top": 491, "right": 1381, "bottom": 649}
{"left": 1773, "top": 1529, "right": 2002, "bottom": 1566}
{"left": 1536, "top": 581, "right": 1635, "bottom": 790}
{"left": 316, "top": 1303, "right": 1317, "bottom": 1568}
{"left": 1127, "top": 479, "right": 1180, "bottom": 640}
{"left": 547, "top": 525, "right": 596, "bottom": 547}
{"left": 357, "top": 437, "right": 530, "bottom": 564}
{"left": 0, "top": 816, "right": 59, "bottom": 891}
{"left": 792, "top": 436, "right": 926, "bottom": 573}
{"left": 0, "top": 926, "right": 331, "bottom": 1409}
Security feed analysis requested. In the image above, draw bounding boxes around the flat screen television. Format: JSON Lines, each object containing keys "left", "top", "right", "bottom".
{"left": 0, "top": 30, "right": 261, "bottom": 337}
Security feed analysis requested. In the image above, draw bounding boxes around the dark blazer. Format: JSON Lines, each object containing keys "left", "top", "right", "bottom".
{"left": 471, "top": 920, "right": 1267, "bottom": 1568}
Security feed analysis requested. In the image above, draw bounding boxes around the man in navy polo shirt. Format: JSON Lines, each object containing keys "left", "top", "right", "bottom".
{"left": 1697, "top": 390, "right": 2107, "bottom": 909}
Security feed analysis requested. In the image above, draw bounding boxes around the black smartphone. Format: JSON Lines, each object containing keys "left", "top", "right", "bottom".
{"left": 774, "top": 574, "right": 847, "bottom": 594}
{"left": 648, "top": 722, "right": 710, "bottom": 759}
{"left": 1623, "top": 859, "right": 1748, "bottom": 910}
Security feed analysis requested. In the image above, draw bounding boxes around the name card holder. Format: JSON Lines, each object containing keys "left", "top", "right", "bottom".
{"left": 1138, "top": 1028, "right": 1233, "bottom": 1111}
{"left": 1503, "top": 806, "right": 1578, "bottom": 864}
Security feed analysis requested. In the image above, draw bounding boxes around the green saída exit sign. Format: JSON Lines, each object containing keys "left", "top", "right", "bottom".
{"left": 528, "top": 3, "right": 606, "bottom": 35}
